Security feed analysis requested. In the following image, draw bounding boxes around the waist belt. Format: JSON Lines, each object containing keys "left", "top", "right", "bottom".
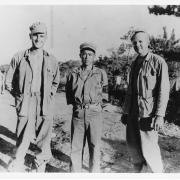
{"left": 75, "top": 103, "right": 100, "bottom": 109}
{"left": 30, "top": 92, "right": 41, "bottom": 96}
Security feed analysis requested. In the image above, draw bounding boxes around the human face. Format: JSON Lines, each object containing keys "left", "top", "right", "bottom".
{"left": 30, "top": 33, "right": 47, "bottom": 49}
{"left": 80, "top": 49, "right": 95, "bottom": 67}
{"left": 132, "top": 32, "right": 149, "bottom": 57}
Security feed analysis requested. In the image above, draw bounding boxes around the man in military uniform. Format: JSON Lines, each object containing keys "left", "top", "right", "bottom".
{"left": 5, "top": 22, "right": 60, "bottom": 172}
{"left": 121, "top": 31, "right": 170, "bottom": 172}
{"left": 66, "top": 42, "right": 111, "bottom": 172}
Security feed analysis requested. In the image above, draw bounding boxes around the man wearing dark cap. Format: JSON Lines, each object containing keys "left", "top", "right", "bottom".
{"left": 5, "top": 22, "right": 60, "bottom": 172}
{"left": 66, "top": 42, "right": 111, "bottom": 172}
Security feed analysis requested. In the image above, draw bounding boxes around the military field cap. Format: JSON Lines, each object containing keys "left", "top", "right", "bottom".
{"left": 80, "top": 42, "right": 96, "bottom": 53}
{"left": 29, "top": 22, "right": 47, "bottom": 34}
{"left": 130, "top": 30, "right": 149, "bottom": 41}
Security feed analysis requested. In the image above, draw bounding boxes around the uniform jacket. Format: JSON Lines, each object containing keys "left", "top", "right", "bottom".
{"left": 5, "top": 49, "right": 60, "bottom": 116}
{"left": 123, "top": 52, "right": 170, "bottom": 118}
{"left": 66, "top": 66, "right": 108, "bottom": 107}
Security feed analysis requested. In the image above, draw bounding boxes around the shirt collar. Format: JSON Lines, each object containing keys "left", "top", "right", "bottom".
{"left": 144, "top": 51, "right": 151, "bottom": 61}
{"left": 73, "top": 65, "right": 99, "bottom": 77}
{"left": 24, "top": 48, "right": 49, "bottom": 58}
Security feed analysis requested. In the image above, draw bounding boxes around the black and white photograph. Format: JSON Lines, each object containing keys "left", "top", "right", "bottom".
{"left": 0, "top": 1, "right": 180, "bottom": 177}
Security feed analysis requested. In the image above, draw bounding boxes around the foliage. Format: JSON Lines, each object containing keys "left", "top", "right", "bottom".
{"left": 147, "top": 5, "right": 180, "bottom": 123}
{"left": 94, "top": 55, "right": 131, "bottom": 105}
{"left": 57, "top": 60, "right": 81, "bottom": 92}
{"left": 149, "top": 27, "right": 180, "bottom": 81}
{"left": 94, "top": 29, "right": 137, "bottom": 105}
{"left": 59, "top": 60, "right": 81, "bottom": 78}
{"left": 149, "top": 27, "right": 180, "bottom": 57}
{"left": 148, "top": 5, "right": 180, "bottom": 17}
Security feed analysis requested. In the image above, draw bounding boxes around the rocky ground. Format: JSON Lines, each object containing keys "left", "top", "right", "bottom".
{"left": 0, "top": 91, "right": 180, "bottom": 173}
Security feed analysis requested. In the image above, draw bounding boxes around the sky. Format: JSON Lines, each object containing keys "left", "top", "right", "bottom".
{"left": 0, "top": 4, "right": 180, "bottom": 64}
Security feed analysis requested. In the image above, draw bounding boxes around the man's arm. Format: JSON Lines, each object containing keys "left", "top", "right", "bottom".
{"left": 101, "top": 69, "right": 109, "bottom": 103}
{"left": 51, "top": 60, "right": 60, "bottom": 96}
{"left": 5, "top": 54, "right": 20, "bottom": 94}
{"left": 153, "top": 58, "right": 170, "bottom": 131}
{"left": 155, "top": 59, "right": 170, "bottom": 117}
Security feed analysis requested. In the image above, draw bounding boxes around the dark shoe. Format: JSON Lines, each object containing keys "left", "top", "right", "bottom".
{"left": 133, "top": 162, "right": 144, "bottom": 173}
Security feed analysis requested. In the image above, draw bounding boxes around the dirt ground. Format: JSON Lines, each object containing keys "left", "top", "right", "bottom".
{"left": 0, "top": 90, "right": 180, "bottom": 173}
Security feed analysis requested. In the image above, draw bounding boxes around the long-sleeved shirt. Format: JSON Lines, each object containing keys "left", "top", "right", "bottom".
{"left": 123, "top": 52, "right": 170, "bottom": 118}
{"left": 66, "top": 66, "right": 108, "bottom": 107}
{"left": 5, "top": 49, "right": 60, "bottom": 116}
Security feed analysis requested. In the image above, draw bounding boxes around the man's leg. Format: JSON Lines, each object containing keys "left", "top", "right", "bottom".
{"left": 35, "top": 116, "right": 53, "bottom": 172}
{"left": 8, "top": 96, "right": 36, "bottom": 172}
{"left": 126, "top": 116, "right": 146, "bottom": 172}
{"left": 87, "top": 110, "right": 102, "bottom": 173}
{"left": 8, "top": 116, "right": 35, "bottom": 171}
{"left": 70, "top": 109, "right": 85, "bottom": 172}
{"left": 140, "top": 130, "right": 164, "bottom": 173}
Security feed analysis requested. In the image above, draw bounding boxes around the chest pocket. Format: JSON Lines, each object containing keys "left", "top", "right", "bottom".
{"left": 94, "top": 74, "right": 102, "bottom": 89}
{"left": 144, "top": 69, "right": 157, "bottom": 90}
{"left": 47, "top": 68, "right": 54, "bottom": 79}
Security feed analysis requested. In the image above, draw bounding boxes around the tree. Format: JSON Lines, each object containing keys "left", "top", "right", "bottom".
{"left": 147, "top": 5, "right": 180, "bottom": 123}
{"left": 149, "top": 26, "right": 180, "bottom": 56}
{"left": 148, "top": 5, "right": 180, "bottom": 17}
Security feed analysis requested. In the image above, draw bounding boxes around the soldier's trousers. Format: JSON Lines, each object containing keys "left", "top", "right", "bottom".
{"left": 126, "top": 116, "right": 163, "bottom": 173}
{"left": 15, "top": 94, "right": 53, "bottom": 168}
{"left": 70, "top": 105, "right": 102, "bottom": 172}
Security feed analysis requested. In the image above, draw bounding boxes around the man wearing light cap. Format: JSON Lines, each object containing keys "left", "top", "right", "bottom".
{"left": 5, "top": 22, "right": 60, "bottom": 172}
{"left": 66, "top": 42, "right": 112, "bottom": 172}
{"left": 121, "top": 31, "right": 170, "bottom": 172}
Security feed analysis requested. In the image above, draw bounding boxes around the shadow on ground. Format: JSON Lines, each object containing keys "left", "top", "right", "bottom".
{"left": 0, "top": 125, "right": 17, "bottom": 170}
{"left": 101, "top": 137, "right": 134, "bottom": 173}
{"left": 0, "top": 125, "right": 17, "bottom": 141}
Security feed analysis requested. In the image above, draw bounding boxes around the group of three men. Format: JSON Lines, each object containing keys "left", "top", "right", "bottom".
{"left": 5, "top": 22, "right": 170, "bottom": 173}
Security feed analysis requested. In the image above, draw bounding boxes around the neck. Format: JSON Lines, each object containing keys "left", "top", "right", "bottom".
{"left": 30, "top": 47, "right": 43, "bottom": 55}
{"left": 82, "top": 64, "right": 93, "bottom": 71}
{"left": 138, "top": 51, "right": 148, "bottom": 58}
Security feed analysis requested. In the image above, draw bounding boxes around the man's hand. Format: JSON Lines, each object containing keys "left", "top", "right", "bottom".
{"left": 5, "top": 84, "right": 12, "bottom": 92}
{"left": 121, "top": 114, "right": 128, "bottom": 125}
{"left": 151, "top": 116, "right": 164, "bottom": 131}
